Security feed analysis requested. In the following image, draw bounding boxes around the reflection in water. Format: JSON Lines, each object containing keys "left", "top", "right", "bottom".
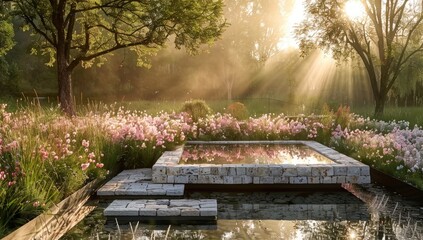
{"left": 180, "top": 144, "right": 334, "bottom": 165}
{"left": 63, "top": 185, "right": 423, "bottom": 239}
{"left": 345, "top": 184, "right": 423, "bottom": 239}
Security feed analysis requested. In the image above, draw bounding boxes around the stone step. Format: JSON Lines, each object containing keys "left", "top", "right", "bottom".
{"left": 104, "top": 199, "right": 217, "bottom": 223}
{"left": 97, "top": 169, "right": 185, "bottom": 198}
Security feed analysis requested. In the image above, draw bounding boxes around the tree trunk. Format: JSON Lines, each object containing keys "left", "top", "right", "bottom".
{"left": 227, "top": 85, "right": 232, "bottom": 101}
{"left": 226, "top": 75, "right": 233, "bottom": 101}
{"left": 374, "top": 94, "right": 385, "bottom": 118}
{"left": 57, "top": 51, "right": 75, "bottom": 116}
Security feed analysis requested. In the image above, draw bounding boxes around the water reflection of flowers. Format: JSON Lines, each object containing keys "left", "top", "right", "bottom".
{"left": 180, "top": 145, "right": 329, "bottom": 164}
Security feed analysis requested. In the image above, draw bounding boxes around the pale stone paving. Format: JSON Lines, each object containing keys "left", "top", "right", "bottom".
{"left": 97, "top": 169, "right": 185, "bottom": 197}
{"left": 104, "top": 199, "right": 218, "bottom": 217}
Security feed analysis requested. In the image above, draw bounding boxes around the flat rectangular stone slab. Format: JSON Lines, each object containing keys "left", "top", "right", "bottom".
{"left": 152, "top": 141, "right": 371, "bottom": 185}
{"left": 97, "top": 169, "right": 184, "bottom": 197}
{"left": 104, "top": 199, "right": 217, "bottom": 222}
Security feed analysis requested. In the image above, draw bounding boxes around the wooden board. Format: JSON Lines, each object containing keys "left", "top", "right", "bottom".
{"left": 3, "top": 180, "right": 100, "bottom": 240}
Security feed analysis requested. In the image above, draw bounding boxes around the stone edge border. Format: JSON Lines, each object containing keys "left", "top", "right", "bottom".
{"left": 152, "top": 141, "right": 371, "bottom": 184}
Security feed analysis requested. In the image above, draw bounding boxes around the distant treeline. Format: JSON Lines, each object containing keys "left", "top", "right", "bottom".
{"left": 2, "top": 0, "right": 423, "bottom": 108}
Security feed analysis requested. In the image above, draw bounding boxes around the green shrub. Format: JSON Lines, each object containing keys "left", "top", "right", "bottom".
{"left": 226, "top": 102, "right": 249, "bottom": 120}
{"left": 180, "top": 100, "right": 212, "bottom": 122}
{"left": 121, "top": 141, "right": 167, "bottom": 169}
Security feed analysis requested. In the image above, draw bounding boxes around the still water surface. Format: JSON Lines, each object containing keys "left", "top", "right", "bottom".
{"left": 180, "top": 144, "right": 334, "bottom": 165}
{"left": 63, "top": 183, "right": 423, "bottom": 239}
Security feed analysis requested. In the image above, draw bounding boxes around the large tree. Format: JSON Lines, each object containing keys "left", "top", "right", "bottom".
{"left": 11, "top": 0, "right": 225, "bottom": 115}
{"left": 297, "top": 0, "right": 423, "bottom": 116}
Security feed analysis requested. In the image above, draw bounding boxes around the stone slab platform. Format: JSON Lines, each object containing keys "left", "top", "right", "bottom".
{"left": 97, "top": 169, "right": 184, "bottom": 198}
{"left": 104, "top": 199, "right": 217, "bottom": 223}
{"left": 152, "top": 141, "right": 371, "bottom": 185}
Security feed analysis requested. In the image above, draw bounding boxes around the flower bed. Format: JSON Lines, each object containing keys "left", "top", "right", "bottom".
{"left": 1, "top": 103, "right": 422, "bottom": 236}
{"left": 0, "top": 105, "right": 192, "bottom": 237}
{"left": 194, "top": 113, "right": 423, "bottom": 188}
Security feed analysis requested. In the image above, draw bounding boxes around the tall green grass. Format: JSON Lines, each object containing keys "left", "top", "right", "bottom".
{"left": 0, "top": 105, "right": 114, "bottom": 237}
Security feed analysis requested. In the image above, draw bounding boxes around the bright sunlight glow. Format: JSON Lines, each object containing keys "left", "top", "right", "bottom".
{"left": 277, "top": 0, "right": 305, "bottom": 49}
{"left": 344, "top": 0, "right": 366, "bottom": 20}
{"left": 349, "top": 230, "right": 357, "bottom": 239}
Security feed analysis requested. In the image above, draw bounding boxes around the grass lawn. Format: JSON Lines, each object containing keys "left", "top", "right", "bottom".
{"left": 119, "top": 100, "right": 423, "bottom": 127}
{"left": 3, "top": 96, "right": 423, "bottom": 126}
{"left": 352, "top": 106, "right": 423, "bottom": 127}
{"left": 119, "top": 98, "right": 294, "bottom": 116}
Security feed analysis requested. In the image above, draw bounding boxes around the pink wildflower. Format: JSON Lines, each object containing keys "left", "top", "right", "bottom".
{"left": 88, "top": 152, "right": 96, "bottom": 159}
{"left": 82, "top": 140, "right": 90, "bottom": 148}
{"left": 6, "top": 141, "right": 19, "bottom": 151}
{"left": 0, "top": 171, "right": 6, "bottom": 180}
{"left": 81, "top": 163, "right": 90, "bottom": 171}
{"left": 96, "top": 163, "right": 104, "bottom": 168}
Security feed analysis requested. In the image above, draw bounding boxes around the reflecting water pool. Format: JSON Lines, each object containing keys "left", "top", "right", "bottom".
{"left": 63, "top": 184, "right": 423, "bottom": 239}
{"left": 180, "top": 144, "right": 334, "bottom": 165}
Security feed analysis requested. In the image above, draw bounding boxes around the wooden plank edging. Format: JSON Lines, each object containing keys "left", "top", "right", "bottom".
{"left": 369, "top": 168, "right": 423, "bottom": 200}
{"left": 2, "top": 179, "right": 101, "bottom": 240}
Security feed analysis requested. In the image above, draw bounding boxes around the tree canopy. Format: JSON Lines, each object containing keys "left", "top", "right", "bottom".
{"left": 297, "top": 0, "right": 423, "bottom": 116}
{"left": 0, "top": 2, "right": 14, "bottom": 56}
{"left": 0, "top": 2, "right": 17, "bottom": 97}
{"left": 12, "top": 0, "right": 226, "bottom": 115}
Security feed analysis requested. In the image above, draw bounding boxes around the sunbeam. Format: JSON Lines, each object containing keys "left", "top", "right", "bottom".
{"left": 278, "top": 0, "right": 305, "bottom": 50}
{"left": 295, "top": 51, "right": 337, "bottom": 105}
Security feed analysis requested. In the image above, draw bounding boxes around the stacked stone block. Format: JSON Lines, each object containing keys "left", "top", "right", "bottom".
{"left": 104, "top": 199, "right": 218, "bottom": 218}
{"left": 97, "top": 169, "right": 184, "bottom": 197}
{"left": 152, "top": 141, "right": 371, "bottom": 185}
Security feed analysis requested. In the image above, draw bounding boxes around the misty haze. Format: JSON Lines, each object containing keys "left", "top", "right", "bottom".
{"left": 5, "top": 0, "right": 377, "bottom": 109}
{"left": 2, "top": 0, "right": 423, "bottom": 239}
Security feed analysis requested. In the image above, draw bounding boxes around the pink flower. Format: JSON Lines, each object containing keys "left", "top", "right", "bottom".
{"left": 33, "top": 201, "right": 40, "bottom": 207}
{"left": 39, "top": 149, "right": 49, "bottom": 160}
{"left": 6, "top": 141, "right": 19, "bottom": 151}
{"left": 82, "top": 140, "right": 90, "bottom": 148}
{"left": 96, "top": 163, "right": 104, "bottom": 168}
{"left": 0, "top": 171, "right": 6, "bottom": 180}
{"left": 88, "top": 152, "right": 96, "bottom": 159}
{"left": 81, "top": 163, "right": 90, "bottom": 171}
